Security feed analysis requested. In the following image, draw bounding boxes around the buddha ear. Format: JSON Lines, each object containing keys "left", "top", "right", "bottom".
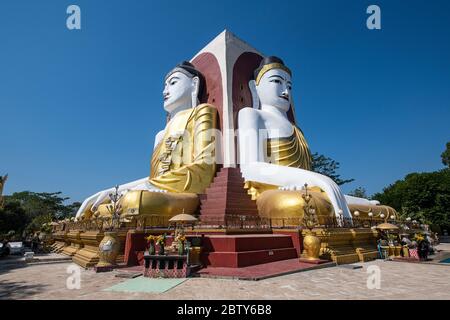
{"left": 248, "top": 80, "right": 260, "bottom": 109}
{"left": 191, "top": 76, "right": 200, "bottom": 107}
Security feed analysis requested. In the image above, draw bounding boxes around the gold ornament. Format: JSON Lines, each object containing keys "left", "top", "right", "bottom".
{"left": 255, "top": 63, "right": 292, "bottom": 85}
{"left": 96, "top": 231, "right": 120, "bottom": 267}
{"left": 302, "top": 231, "right": 322, "bottom": 261}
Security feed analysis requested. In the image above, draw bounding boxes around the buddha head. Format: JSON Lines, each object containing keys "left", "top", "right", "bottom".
{"left": 251, "top": 56, "right": 292, "bottom": 112}
{"left": 163, "top": 61, "right": 206, "bottom": 116}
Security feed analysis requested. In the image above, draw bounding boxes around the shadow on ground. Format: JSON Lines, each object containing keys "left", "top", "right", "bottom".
{"left": 0, "top": 279, "right": 47, "bottom": 299}
{"left": 0, "top": 257, "right": 28, "bottom": 276}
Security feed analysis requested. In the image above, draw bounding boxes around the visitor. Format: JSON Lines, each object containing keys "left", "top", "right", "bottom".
{"left": 401, "top": 234, "right": 412, "bottom": 246}
{"left": 31, "top": 234, "right": 39, "bottom": 253}
{"left": 2, "top": 238, "right": 10, "bottom": 256}
{"left": 426, "top": 234, "right": 435, "bottom": 255}
{"left": 418, "top": 238, "right": 430, "bottom": 261}
{"left": 377, "top": 238, "right": 388, "bottom": 259}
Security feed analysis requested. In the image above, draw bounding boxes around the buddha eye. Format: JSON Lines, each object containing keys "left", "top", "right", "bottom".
{"left": 270, "top": 79, "right": 282, "bottom": 84}
{"left": 170, "top": 80, "right": 177, "bottom": 85}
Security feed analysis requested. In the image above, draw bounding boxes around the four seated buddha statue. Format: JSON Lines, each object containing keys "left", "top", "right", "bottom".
{"left": 76, "top": 56, "right": 396, "bottom": 226}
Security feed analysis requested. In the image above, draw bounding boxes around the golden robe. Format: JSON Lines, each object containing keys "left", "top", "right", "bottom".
{"left": 244, "top": 124, "right": 334, "bottom": 224}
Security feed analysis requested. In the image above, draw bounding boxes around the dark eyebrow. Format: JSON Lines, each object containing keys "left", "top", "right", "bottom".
{"left": 169, "top": 76, "right": 180, "bottom": 82}
{"left": 287, "top": 81, "right": 292, "bottom": 85}
{"left": 269, "top": 75, "right": 284, "bottom": 80}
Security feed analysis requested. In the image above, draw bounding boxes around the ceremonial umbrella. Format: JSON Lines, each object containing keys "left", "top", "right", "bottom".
{"left": 169, "top": 213, "right": 198, "bottom": 237}
{"left": 376, "top": 222, "right": 400, "bottom": 245}
{"left": 169, "top": 214, "right": 198, "bottom": 223}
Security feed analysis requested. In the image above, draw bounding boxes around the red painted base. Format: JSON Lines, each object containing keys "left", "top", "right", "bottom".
{"left": 196, "top": 258, "right": 335, "bottom": 280}
{"left": 201, "top": 234, "right": 298, "bottom": 268}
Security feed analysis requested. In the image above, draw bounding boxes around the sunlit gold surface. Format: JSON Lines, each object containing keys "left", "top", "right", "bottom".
{"left": 265, "top": 126, "right": 312, "bottom": 171}
{"left": 119, "top": 190, "right": 199, "bottom": 221}
{"left": 150, "top": 103, "right": 218, "bottom": 194}
{"left": 244, "top": 181, "right": 278, "bottom": 200}
{"left": 72, "top": 231, "right": 104, "bottom": 268}
{"left": 314, "top": 228, "right": 379, "bottom": 264}
{"left": 97, "top": 232, "right": 120, "bottom": 267}
{"left": 349, "top": 204, "right": 398, "bottom": 220}
{"left": 302, "top": 232, "right": 321, "bottom": 261}
{"left": 255, "top": 189, "right": 333, "bottom": 226}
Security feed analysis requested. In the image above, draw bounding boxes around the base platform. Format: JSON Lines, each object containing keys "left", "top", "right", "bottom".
{"left": 196, "top": 258, "right": 336, "bottom": 280}
{"left": 201, "top": 234, "right": 298, "bottom": 268}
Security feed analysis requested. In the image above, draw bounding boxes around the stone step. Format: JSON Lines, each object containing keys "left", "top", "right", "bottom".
{"left": 202, "top": 191, "right": 253, "bottom": 200}
{"left": 200, "top": 202, "right": 257, "bottom": 211}
{"left": 199, "top": 234, "right": 298, "bottom": 267}
{"left": 207, "top": 181, "right": 246, "bottom": 189}
{"left": 200, "top": 208, "right": 259, "bottom": 216}
{"left": 204, "top": 185, "right": 248, "bottom": 194}
{"left": 203, "top": 247, "right": 298, "bottom": 268}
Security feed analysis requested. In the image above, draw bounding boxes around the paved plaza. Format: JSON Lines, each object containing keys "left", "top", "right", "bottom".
{"left": 1, "top": 244, "right": 449, "bottom": 300}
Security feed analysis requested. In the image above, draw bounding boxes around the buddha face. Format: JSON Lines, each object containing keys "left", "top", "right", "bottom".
{"left": 163, "top": 71, "right": 198, "bottom": 114}
{"left": 256, "top": 68, "right": 292, "bottom": 112}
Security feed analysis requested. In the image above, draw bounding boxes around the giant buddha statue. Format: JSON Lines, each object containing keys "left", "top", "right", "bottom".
{"left": 238, "top": 56, "right": 396, "bottom": 224}
{"left": 76, "top": 62, "right": 219, "bottom": 221}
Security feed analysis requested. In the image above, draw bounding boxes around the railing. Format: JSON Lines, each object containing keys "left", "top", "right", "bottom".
{"left": 60, "top": 214, "right": 418, "bottom": 233}
{"left": 197, "top": 215, "right": 272, "bottom": 230}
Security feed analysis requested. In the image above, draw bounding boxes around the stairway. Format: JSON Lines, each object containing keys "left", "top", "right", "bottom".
{"left": 199, "top": 167, "right": 258, "bottom": 221}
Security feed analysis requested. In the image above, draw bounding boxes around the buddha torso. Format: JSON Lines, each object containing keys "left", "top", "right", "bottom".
{"left": 148, "top": 103, "right": 218, "bottom": 194}
{"left": 253, "top": 108, "right": 312, "bottom": 170}
{"left": 150, "top": 108, "right": 194, "bottom": 179}
{"left": 264, "top": 125, "right": 312, "bottom": 170}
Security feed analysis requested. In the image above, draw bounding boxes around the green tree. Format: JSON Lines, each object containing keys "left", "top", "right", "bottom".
{"left": 6, "top": 191, "right": 74, "bottom": 220}
{"left": 311, "top": 152, "right": 354, "bottom": 186}
{"left": 372, "top": 169, "right": 450, "bottom": 226}
{"left": 0, "top": 201, "right": 28, "bottom": 235}
{"left": 348, "top": 187, "right": 368, "bottom": 198}
{"left": 2, "top": 191, "right": 80, "bottom": 235}
{"left": 441, "top": 142, "right": 450, "bottom": 168}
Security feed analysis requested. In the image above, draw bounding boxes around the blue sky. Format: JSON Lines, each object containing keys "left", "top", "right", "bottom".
{"left": 1, "top": 0, "right": 449, "bottom": 203}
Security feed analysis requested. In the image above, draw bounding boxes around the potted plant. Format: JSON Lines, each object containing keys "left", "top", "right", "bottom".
{"left": 177, "top": 234, "right": 186, "bottom": 256}
{"left": 146, "top": 235, "right": 156, "bottom": 255}
{"left": 97, "top": 185, "right": 123, "bottom": 269}
{"left": 156, "top": 234, "right": 166, "bottom": 255}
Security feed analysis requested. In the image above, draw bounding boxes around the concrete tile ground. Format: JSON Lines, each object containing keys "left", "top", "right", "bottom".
{"left": 1, "top": 244, "right": 449, "bottom": 300}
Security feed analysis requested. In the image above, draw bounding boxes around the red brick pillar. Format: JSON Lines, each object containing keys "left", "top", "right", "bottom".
{"left": 124, "top": 229, "right": 146, "bottom": 266}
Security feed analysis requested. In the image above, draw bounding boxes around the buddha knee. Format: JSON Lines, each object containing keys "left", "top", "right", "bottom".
{"left": 120, "top": 190, "right": 199, "bottom": 218}
{"left": 256, "top": 189, "right": 333, "bottom": 225}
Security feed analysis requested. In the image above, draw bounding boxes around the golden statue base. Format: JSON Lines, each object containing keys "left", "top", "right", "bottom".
{"left": 50, "top": 241, "right": 67, "bottom": 253}
{"left": 61, "top": 230, "right": 83, "bottom": 257}
{"left": 72, "top": 231, "right": 105, "bottom": 268}
{"left": 314, "top": 227, "right": 379, "bottom": 265}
